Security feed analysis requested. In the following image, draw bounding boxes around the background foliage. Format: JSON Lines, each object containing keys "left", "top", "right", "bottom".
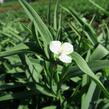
{"left": 0, "top": 0, "right": 109, "bottom": 109}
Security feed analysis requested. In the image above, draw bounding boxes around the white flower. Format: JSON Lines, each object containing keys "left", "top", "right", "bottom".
{"left": 61, "top": 42, "right": 74, "bottom": 55}
{"left": 59, "top": 54, "right": 72, "bottom": 63}
{"left": 82, "top": 17, "right": 87, "bottom": 23}
{"left": 0, "top": 0, "right": 4, "bottom": 3}
{"left": 49, "top": 41, "right": 74, "bottom": 63}
{"left": 49, "top": 41, "right": 61, "bottom": 55}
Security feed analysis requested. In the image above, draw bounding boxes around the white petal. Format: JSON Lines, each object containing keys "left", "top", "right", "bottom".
{"left": 59, "top": 54, "right": 72, "bottom": 63}
{"left": 61, "top": 42, "right": 74, "bottom": 55}
{"left": 49, "top": 41, "right": 62, "bottom": 54}
{"left": 82, "top": 17, "right": 87, "bottom": 23}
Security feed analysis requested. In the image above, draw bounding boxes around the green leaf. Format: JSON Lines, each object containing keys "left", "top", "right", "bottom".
{"left": 35, "top": 83, "right": 56, "bottom": 98}
{"left": 42, "top": 106, "right": 56, "bottom": 109}
{"left": 61, "top": 60, "right": 109, "bottom": 81}
{"left": 19, "top": 0, "right": 53, "bottom": 58}
{"left": 0, "top": 30, "right": 22, "bottom": 41}
{"left": 89, "top": 44, "right": 109, "bottom": 61}
{"left": 62, "top": 6, "right": 98, "bottom": 45}
{"left": 0, "top": 43, "right": 29, "bottom": 58}
{"left": 81, "top": 81, "right": 96, "bottom": 109}
{"left": 72, "top": 52, "right": 109, "bottom": 98}
{"left": 54, "top": 0, "right": 59, "bottom": 30}
{"left": 89, "top": 0, "right": 109, "bottom": 16}
{"left": 25, "top": 56, "right": 43, "bottom": 82}
{"left": 0, "top": 83, "right": 33, "bottom": 91}
{"left": 0, "top": 91, "right": 32, "bottom": 101}
{"left": 18, "top": 105, "right": 29, "bottom": 109}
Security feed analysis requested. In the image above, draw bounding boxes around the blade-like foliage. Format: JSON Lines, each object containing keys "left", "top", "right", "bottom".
{"left": 19, "top": 0, "right": 53, "bottom": 58}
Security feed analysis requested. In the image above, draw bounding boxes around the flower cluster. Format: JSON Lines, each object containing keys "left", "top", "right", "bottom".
{"left": 49, "top": 41, "right": 74, "bottom": 63}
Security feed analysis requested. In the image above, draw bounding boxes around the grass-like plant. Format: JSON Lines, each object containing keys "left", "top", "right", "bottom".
{"left": 0, "top": 0, "right": 109, "bottom": 109}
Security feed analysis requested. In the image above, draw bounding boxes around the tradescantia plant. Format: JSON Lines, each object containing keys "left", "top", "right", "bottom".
{"left": 0, "top": 0, "right": 109, "bottom": 109}
{"left": 19, "top": 0, "right": 109, "bottom": 108}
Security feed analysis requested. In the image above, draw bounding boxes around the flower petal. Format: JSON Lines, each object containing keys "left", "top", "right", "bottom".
{"left": 61, "top": 42, "right": 74, "bottom": 55}
{"left": 59, "top": 54, "right": 72, "bottom": 63}
{"left": 49, "top": 41, "right": 61, "bottom": 54}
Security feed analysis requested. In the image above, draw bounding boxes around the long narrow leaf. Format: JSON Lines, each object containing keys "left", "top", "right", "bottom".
{"left": 62, "top": 6, "right": 98, "bottom": 45}
{"left": 72, "top": 52, "right": 109, "bottom": 98}
{"left": 19, "top": 0, "right": 53, "bottom": 58}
